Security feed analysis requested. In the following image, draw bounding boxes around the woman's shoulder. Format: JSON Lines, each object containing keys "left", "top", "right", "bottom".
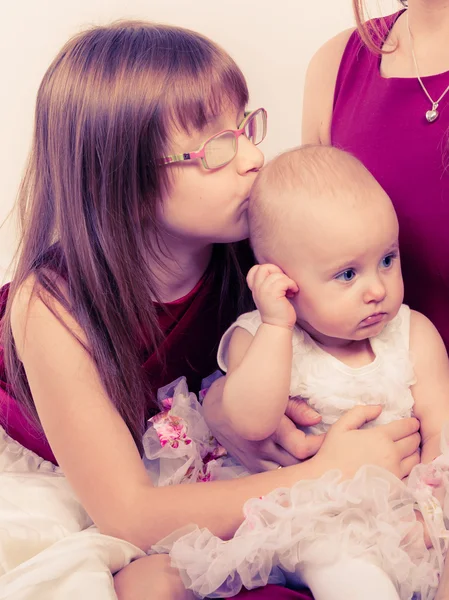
{"left": 306, "top": 9, "right": 402, "bottom": 82}
{"left": 307, "top": 27, "right": 356, "bottom": 76}
{"left": 302, "top": 27, "right": 355, "bottom": 144}
{"left": 303, "top": 12, "right": 402, "bottom": 145}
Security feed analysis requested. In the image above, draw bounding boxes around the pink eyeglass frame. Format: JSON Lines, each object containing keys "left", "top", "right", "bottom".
{"left": 159, "top": 107, "right": 267, "bottom": 170}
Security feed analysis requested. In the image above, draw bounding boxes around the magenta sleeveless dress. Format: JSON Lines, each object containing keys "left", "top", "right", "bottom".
{"left": 332, "top": 10, "right": 449, "bottom": 350}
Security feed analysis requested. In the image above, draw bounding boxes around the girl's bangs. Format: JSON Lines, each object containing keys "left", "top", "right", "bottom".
{"left": 163, "top": 57, "right": 249, "bottom": 136}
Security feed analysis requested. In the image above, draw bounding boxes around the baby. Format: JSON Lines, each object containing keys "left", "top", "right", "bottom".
{"left": 149, "top": 147, "right": 449, "bottom": 600}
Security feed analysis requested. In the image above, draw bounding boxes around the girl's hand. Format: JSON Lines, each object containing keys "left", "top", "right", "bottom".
{"left": 114, "top": 554, "right": 196, "bottom": 599}
{"left": 310, "top": 405, "right": 421, "bottom": 480}
{"left": 247, "top": 264, "right": 299, "bottom": 330}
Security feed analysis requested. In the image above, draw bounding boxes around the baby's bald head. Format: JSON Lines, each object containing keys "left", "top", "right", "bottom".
{"left": 249, "top": 145, "right": 394, "bottom": 269}
{"left": 248, "top": 146, "right": 403, "bottom": 343}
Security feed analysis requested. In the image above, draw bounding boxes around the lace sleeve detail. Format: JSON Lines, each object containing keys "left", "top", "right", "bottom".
{"left": 217, "top": 310, "right": 262, "bottom": 372}
{"left": 396, "top": 304, "right": 411, "bottom": 349}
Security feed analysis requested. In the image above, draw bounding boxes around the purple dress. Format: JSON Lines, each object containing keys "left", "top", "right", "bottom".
{"left": 332, "top": 10, "right": 449, "bottom": 349}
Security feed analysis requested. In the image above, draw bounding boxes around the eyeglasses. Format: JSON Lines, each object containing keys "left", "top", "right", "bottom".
{"left": 159, "top": 108, "right": 267, "bottom": 170}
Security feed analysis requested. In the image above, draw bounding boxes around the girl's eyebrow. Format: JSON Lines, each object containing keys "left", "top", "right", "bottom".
{"left": 207, "top": 104, "right": 245, "bottom": 131}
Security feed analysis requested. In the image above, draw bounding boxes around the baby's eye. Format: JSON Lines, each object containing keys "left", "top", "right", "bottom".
{"left": 380, "top": 253, "right": 396, "bottom": 269}
{"left": 335, "top": 269, "right": 356, "bottom": 282}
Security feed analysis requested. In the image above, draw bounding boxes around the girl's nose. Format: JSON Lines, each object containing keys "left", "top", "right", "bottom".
{"left": 236, "top": 134, "right": 264, "bottom": 174}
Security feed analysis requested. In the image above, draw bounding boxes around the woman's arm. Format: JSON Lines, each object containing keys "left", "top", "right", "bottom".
{"left": 10, "top": 278, "right": 421, "bottom": 551}
{"left": 409, "top": 310, "right": 449, "bottom": 463}
{"left": 301, "top": 28, "right": 354, "bottom": 145}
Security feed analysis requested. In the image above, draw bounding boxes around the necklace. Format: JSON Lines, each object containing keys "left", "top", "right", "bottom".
{"left": 407, "top": 12, "right": 449, "bottom": 123}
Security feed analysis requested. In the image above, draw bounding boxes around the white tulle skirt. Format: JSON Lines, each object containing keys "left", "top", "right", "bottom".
{"left": 144, "top": 378, "right": 449, "bottom": 600}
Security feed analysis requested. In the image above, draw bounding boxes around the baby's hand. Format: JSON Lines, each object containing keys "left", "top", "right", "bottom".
{"left": 247, "top": 264, "right": 299, "bottom": 330}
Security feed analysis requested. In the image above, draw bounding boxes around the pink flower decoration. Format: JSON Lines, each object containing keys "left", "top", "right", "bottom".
{"left": 151, "top": 412, "right": 192, "bottom": 448}
{"left": 161, "top": 397, "right": 174, "bottom": 410}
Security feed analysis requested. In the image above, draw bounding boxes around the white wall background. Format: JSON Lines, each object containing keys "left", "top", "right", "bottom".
{"left": 0, "top": 0, "right": 398, "bottom": 281}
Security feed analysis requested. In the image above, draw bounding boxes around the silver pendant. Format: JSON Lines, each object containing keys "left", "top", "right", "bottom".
{"left": 426, "top": 103, "right": 439, "bottom": 123}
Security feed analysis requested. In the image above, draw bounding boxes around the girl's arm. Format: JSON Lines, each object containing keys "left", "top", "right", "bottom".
{"left": 409, "top": 310, "right": 449, "bottom": 463}
{"left": 220, "top": 264, "right": 298, "bottom": 441}
{"left": 10, "top": 277, "right": 421, "bottom": 551}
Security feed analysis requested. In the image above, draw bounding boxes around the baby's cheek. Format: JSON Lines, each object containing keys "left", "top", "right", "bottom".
{"left": 315, "top": 298, "right": 342, "bottom": 324}
{"left": 291, "top": 295, "right": 313, "bottom": 323}
{"left": 304, "top": 303, "right": 340, "bottom": 334}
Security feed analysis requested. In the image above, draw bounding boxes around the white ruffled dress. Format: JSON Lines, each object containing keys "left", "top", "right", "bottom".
{"left": 143, "top": 305, "right": 449, "bottom": 600}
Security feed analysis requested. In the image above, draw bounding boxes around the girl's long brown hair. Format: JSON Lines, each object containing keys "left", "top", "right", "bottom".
{"left": 2, "top": 21, "right": 250, "bottom": 452}
{"left": 353, "top": 0, "right": 407, "bottom": 53}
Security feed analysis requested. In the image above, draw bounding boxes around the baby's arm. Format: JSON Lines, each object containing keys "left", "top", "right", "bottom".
{"left": 220, "top": 264, "right": 299, "bottom": 441}
{"left": 408, "top": 311, "right": 449, "bottom": 561}
{"left": 409, "top": 310, "right": 449, "bottom": 463}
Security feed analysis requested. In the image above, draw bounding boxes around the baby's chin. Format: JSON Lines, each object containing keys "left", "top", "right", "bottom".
{"left": 308, "top": 322, "right": 389, "bottom": 345}
{"left": 353, "top": 320, "right": 389, "bottom": 340}
{"left": 299, "top": 323, "right": 361, "bottom": 347}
